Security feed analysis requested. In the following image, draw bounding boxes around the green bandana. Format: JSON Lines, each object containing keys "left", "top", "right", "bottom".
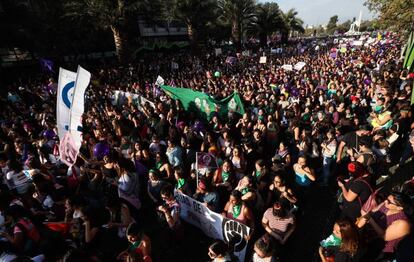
{"left": 176, "top": 178, "right": 185, "bottom": 189}
{"left": 241, "top": 187, "right": 249, "bottom": 195}
{"left": 232, "top": 204, "right": 242, "bottom": 218}
{"left": 320, "top": 234, "right": 341, "bottom": 248}
{"left": 155, "top": 161, "right": 163, "bottom": 169}
{"left": 222, "top": 171, "right": 230, "bottom": 182}
{"left": 255, "top": 170, "right": 261, "bottom": 177}
{"left": 128, "top": 240, "right": 142, "bottom": 252}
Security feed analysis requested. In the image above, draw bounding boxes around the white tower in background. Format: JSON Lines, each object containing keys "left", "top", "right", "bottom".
{"left": 346, "top": 10, "right": 363, "bottom": 35}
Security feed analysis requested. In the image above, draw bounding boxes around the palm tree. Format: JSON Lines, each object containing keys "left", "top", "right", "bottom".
{"left": 218, "top": 0, "right": 256, "bottom": 49}
{"left": 64, "top": 0, "right": 152, "bottom": 63}
{"left": 162, "top": 0, "right": 218, "bottom": 51}
{"left": 248, "top": 3, "right": 284, "bottom": 47}
{"left": 281, "top": 8, "right": 304, "bottom": 42}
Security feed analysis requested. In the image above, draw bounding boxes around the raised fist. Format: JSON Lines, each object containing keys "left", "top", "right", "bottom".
{"left": 222, "top": 218, "right": 248, "bottom": 252}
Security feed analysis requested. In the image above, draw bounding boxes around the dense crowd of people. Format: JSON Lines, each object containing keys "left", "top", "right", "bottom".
{"left": 1, "top": 32, "right": 414, "bottom": 262}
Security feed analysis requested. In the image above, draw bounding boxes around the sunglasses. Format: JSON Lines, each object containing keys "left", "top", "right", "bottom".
{"left": 386, "top": 198, "right": 399, "bottom": 206}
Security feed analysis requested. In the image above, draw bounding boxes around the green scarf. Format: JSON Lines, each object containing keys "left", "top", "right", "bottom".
{"left": 232, "top": 204, "right": 242, "bottom": 218}
{"left": 241, "top": 187, "right": 249, "bottom": 195}
{"left": 155, "top": 161, "right": 163, "bottom": 169}
{"left": 255, "top": 170, "right": 261, "bottom": 177}
{"left": 222, "top": 171, "right": 230, "bottom": 182}
{"left": 128, "top": 239, "right": 142, "bottom": 252}
{"left": 176, "top": 178, "right": 185, "bottom": 189}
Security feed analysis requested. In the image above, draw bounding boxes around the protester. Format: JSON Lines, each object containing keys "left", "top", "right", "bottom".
{"left": 319, "top": 218, "right": 365, "bottom": 262}
{"left": 207, "top": 240, "right": 233, "bottom": 262}
{"left": 262, "top": 200, "right": 295, "bottom": 244}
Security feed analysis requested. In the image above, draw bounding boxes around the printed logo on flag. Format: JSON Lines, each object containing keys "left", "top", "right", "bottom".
{"left": 197, "top": 152, "right": 218, "bottom": 169}
{"left": 222, "top": 218, "right": 249, "bottom": 252}
{"left": 228, "top": 98, "right": 237, "bottom": 111}
{"left": 62, "top": 81, "right": 75, "bottom": 108}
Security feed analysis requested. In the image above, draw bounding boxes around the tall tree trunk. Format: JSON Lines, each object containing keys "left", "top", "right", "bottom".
{"left": 232, "top": 20, "right": 241, "bottom": 50}
{"left": 111, "top": 25, "right": 128, "bottom": 64}
{"left": 259, "top": 33, "right": 267, "bottom": 47}
{"left": 281, "top": 30, "right": 289, "bottom": 43}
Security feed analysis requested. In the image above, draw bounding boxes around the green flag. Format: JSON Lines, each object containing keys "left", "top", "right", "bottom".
{"left": 161, "top": 85, "right": 244, "bottom": 120}
{"left": 405, "top": 44, "right": 414, "bottom": 71}
{"left": 403, "top": 32, "right": 414, "bottom": 68}
{"left": 411, "top": 81, "right": 414, "bottom": 105}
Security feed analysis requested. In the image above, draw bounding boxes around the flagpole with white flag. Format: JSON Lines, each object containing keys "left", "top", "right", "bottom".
{"left": 69, "top": 66, "right": 91, "bottom": 151}
{"left": 155, "top": 75, "right": 165, "bottom": 86}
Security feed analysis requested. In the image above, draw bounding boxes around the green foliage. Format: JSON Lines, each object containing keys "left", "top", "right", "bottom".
{"left": 326, "top": 15, "right": 339, "bottom": 34}
{"left": 247, "top": 2, "right": 285, "bottom": 46}
{"left": 162, "top": 0, "right": 219, "bottom": 47}
{"left": 64, "top": 0, "right": 152, "bottom": 62}
{"left": 365, "top": 0, "right": 414, "bottom": 32}
{"left": 218, "top": 0, "right": 257, "bottom": 47}
{"left": 280, "top": 8, "right": 304, "bottom": 41}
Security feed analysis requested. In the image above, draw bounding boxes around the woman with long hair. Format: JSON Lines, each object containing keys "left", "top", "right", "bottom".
{"left": 222, "top": 190, "right": 254, "bottom": 230}
{"left": 319, "top": 218, "right": 364, "bottom": 262}
{"left": 154, "top": 152, "right": 173, "bottom": 180}
{"left": 207, "top": 240, "right": 233, "bottom": 262}
{"left": 266, "top": 174, "right": 297, "bottom": 208}
{"left": 320, "top": 128, "right": 337, "bottom": 186}
{"left": 230, "top": 146, "right": 246, "bottom": 180}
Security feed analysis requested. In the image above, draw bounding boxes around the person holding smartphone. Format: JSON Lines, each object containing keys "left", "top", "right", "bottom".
{"left": 338, "top": 162, "right": 373, "bottom": 223}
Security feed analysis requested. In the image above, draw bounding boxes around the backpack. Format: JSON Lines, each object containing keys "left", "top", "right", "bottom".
{"left": 357, "top": 178, "right": 381, "bottom": 214}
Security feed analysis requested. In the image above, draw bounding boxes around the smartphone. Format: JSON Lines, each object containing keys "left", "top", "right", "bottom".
{"left": 337, "top": 177, "right": 345, "bottom": 184}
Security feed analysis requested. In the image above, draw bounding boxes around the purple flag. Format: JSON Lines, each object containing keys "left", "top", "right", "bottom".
{"left": 40, "top": 58, "right": 54, "bottom": 72}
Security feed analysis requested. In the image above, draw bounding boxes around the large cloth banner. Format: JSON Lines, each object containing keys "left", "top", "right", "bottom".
{"left": 69, "top": 66, "right": 90, "bottom": 151}
{"left": 174, "top": 191, "right": 250, "bottom": 262}
{"left": 113, "top": 91, "right": 156, "bottom": 111}
{"left": 161, "top": 85, "right": 245, "bottom": 120}
{"left": 57, "top": 68, "right": 77, "bottom": 142}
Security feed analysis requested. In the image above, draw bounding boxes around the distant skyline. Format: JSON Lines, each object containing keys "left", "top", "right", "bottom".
{"left": 262, "top": 0, "right": 376, "bottom": 26}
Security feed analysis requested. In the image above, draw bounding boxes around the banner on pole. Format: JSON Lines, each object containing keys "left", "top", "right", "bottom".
{"left": 69, "top": 66, "right": 91, "bottom": 151}
{"left": 175, "top": 191, "right": 250, "bottom": 262}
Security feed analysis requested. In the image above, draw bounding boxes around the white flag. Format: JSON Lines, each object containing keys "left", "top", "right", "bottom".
{"left": 69, "top": 66, "right": 91, "bottom": 151}
{"left": 57, "top": 68, "right": 77, "bottom": 142}
{"left": 155, "top": 75, "right": 165, "bottom": 86}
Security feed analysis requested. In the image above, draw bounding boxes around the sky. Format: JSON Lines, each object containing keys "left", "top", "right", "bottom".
{"left": 263, "top": 0, "right": 376, "bottom": 27}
